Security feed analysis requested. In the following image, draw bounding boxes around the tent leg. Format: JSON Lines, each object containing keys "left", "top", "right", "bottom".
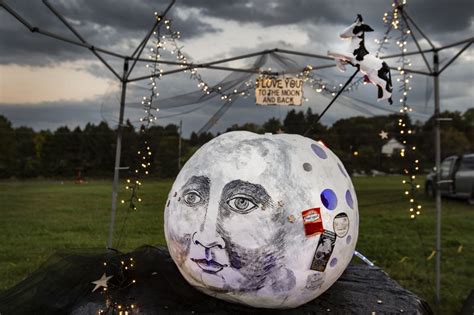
{"left": 107, "top": 59, "right": 129, "bottom": 249}
{"left": 433, "top": 51, "right": 442, "bottom": 306}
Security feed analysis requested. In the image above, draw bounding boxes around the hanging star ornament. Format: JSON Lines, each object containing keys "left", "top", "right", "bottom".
{"left": 379, "top": 130, "right": 389, "bottom": 139}
{"left": 91, "top": 273, "right": 113, "bottom": 292}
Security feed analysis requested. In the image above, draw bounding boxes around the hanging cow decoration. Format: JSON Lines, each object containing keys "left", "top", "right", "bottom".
{"left": 328, "top": 14, "right": 393, "bottom": 104}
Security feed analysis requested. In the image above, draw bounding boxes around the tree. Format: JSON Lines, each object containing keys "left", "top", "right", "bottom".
{"left": 14, "top": 127, "right": 38, "bottom": 177}
{"left": 41, "top": 126, "right": 74, "bottom": 176}
{"left": 440, "top": 127, "right": 470, "bottom": 158}
{"left": 82, "top": 121, "right": 115, "bottom": 176}
{"left": 197, "top": 132, "right": 214, "bottom": 145}
{"left": 462, "top": 109, "right": 474, "bottom": 151}
{"left": 0, "top": 116, "right": 16, "bottom": 177}
{"left": 283, "top": 109, "right": 306, "bottom": 134}
{"left": 262, "top": 117, "right": 283, "bottom": 133}
{"left": 225, "top": 123, "right": 261, "bottom": 133}
{"left": 1, "top": 107, "right": 471, "bottom": 179}
{"left": 418, "top": 110, "right": 473, "bottom": 164}
{"left": 303, "top": 108, "right": 327, "bottom": 140}
{"left": 189, "top": 132, "right": 199, "bottom": 146}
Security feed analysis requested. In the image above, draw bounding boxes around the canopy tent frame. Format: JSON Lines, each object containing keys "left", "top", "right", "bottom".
{"left": 1, "top": 1, "right": 473, "bottom": 307}
{"left": 390, "top": 6, "right": 473, "bottom": 306}
{"left": 0, "top": 0, "right": 178, "bottom": 249}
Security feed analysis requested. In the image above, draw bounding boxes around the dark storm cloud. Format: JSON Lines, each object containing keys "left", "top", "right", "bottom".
{"left": 0, "top": 0, "right": 472, "bottom": 133}
{"left": 0, "top": 2, "right": 91, "bottom": 65}
{"left": 0, "top": 100, "right": 109, "bottom": 131}
{"left": 57, "top": 0, "right": 220, "bottom": 40}
{"left": 404, "top": 0, "right": 473, "bottom": 33}
{"left": 0, "top": 0, "right": 220, "bottom": 65}
{"left": 1, "top": 0, "right": 472, "bottom": 66}
{"left": 178, "top": 0, "right": 473, "bottom": 32}
{"left": 179, "top": 0, "right": 347, "bottom": 26}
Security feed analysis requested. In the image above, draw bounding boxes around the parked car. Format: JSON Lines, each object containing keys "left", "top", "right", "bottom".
{"left": 425, "top": 154, "right": 474, "bottom": 204}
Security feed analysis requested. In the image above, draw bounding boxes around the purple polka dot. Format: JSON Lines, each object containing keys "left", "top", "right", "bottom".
{"left": 345, "top": 190, "right": 354, "bottom": 209}
{"left": 338, "top": 163, "right": 348, "bottom": 178}
{"left": 321, "top": 189, "right": 337, "bottom": 210}
{"left": 346, "top": 235, "right": 352, "bottom": 244}
{"left": 311, "top": 143, "right": 327, "bottom": 159}
{"left": 330, "top": 258, "right": 338, "bottom": 267}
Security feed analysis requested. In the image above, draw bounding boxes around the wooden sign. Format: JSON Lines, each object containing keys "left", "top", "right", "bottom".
{"left": 255, "top": 76, "right": 303, "bottom": 106}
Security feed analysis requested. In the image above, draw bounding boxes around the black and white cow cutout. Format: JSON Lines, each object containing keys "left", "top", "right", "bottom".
{"left": 328, "top": 14, "right": 393, "bottom": 104}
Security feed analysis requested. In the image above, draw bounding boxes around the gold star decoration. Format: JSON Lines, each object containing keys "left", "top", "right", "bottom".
{"left": 91, "top": 273, "right": 113, "bottom": 292}
{"left": 379, "top": 130, "right": 388, "bottom": 139}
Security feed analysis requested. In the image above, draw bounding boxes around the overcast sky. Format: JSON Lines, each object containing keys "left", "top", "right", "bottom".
{"left": 0, "top": 0, "right": 472, "bottom": 136}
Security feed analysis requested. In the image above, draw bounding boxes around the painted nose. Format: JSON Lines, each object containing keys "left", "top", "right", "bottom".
{"left": 193, "top": 195, "right": 225, "bottom": 249}
{"left": 192, "top": 231, "right": 225, "bottom": 250}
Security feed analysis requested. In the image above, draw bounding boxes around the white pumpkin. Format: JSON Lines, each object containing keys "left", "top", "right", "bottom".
{"left": 164, "top": 131, "right": 358, "bottom": 308}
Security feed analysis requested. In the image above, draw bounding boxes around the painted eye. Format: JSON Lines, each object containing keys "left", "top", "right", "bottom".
{"left": 183, "top": 191, "right": 202, "bottom": 206}
{"left": 227, "top": 196, "right": 257, "bottom": 213}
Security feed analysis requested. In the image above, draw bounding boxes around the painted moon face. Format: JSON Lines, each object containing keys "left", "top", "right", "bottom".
{"left": 164, "top": 131, "right": 359, "bottom": 309}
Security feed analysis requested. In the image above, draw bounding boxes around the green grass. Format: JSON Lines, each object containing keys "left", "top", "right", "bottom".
{"left": 0, "top": 176, "right": 472, "bottom": 314}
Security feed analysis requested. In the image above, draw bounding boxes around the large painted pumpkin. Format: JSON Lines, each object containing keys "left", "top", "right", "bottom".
{"left": 164, "top": 131, "right": 358, "bottom": 308}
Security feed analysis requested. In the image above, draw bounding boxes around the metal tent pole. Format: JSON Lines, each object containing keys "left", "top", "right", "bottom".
{"left": 107, "top": 58, "right": 129, "bottom": 249}
{"left": 304, "top": 68, "right": 360, "bottom": 136}
{"left": 178, "top": 119, "right": 182, "bottom": 170}
{"left": 0, "top": 1, "right": 127, "bottom": 60}
{"left": 126, "top": 0, "right": 176, "bottom": 80}
{"left": 433, "top": 51, "right": 442, "bottom": 305}
{"left": 105, "top": 0, "right": 174, "bottom": 249}
{"left": 41, "top": 0, "right": 121, "bottom": 80}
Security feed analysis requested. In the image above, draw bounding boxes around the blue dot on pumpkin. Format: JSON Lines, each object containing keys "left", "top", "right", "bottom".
{"left": 346, "top": 235, "right": 352, "bottom": 244}
{"left": 311, "top": 143, "right": 327, "bottom": 159}
{"left": 345, "top": 189, "right": 354, "bottom": 209}
{"left": 321, "top": 189, "right": 337, "bottom": 210}
{"left": 330, "top": 257, "right": 338, "bottom": 267}
{"left": 338, "top": 163, "right": 348, "bottom": 178}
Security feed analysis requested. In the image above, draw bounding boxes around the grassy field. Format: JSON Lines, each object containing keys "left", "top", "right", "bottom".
{"left": 0, "top": 176, "right": 472, "bottom": 314}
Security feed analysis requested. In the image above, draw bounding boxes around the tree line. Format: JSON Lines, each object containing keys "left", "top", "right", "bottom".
{"left": 0, "top": 108, "right": 472, "bottom": 179}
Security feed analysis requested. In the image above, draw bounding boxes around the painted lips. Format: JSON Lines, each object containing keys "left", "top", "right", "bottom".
{"left": 191, "top": 258, "right": 228, "bottom": 273}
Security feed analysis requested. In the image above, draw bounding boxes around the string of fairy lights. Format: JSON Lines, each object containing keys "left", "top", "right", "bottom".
{"left": 119, "top": 15, "right": 349, "bottom": 212}
{"left": 119, "top": 14, "right": 255, "bottom": 214}
{"left": 164, "top": 19, "right": 360, "bottom": 102}
{"left": 98, "top": 1, "right": 450, "bottom": 311}
{"left": 96, "top": 256, "right": 138, "bottom": 314}
{"left": 299, "top": 65, "right": 340, "bottom": 97}
{"left": 163, "top": 19, "right": 255, "bottom": 101}
{"left": 120, "top": 6, "right": 425, "bottom": 219}
{"left": 105, "top": 28, "right": 160, "bottom": 311}
{"left": 376, "top": 0, "right": 423, "bottom": 219}
{"left": 111, "top": 21, "right": 259, "bottom": 313}
{"left": 118, "top": 0, "right": 429, "bottom": 228}
{"left": 119, "top": 22, "right": 164, "bottom": 212}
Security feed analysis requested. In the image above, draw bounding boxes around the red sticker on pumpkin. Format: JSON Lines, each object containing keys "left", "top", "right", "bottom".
{"left": 302, "top": 208, "right": 324, "bottom": 237}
